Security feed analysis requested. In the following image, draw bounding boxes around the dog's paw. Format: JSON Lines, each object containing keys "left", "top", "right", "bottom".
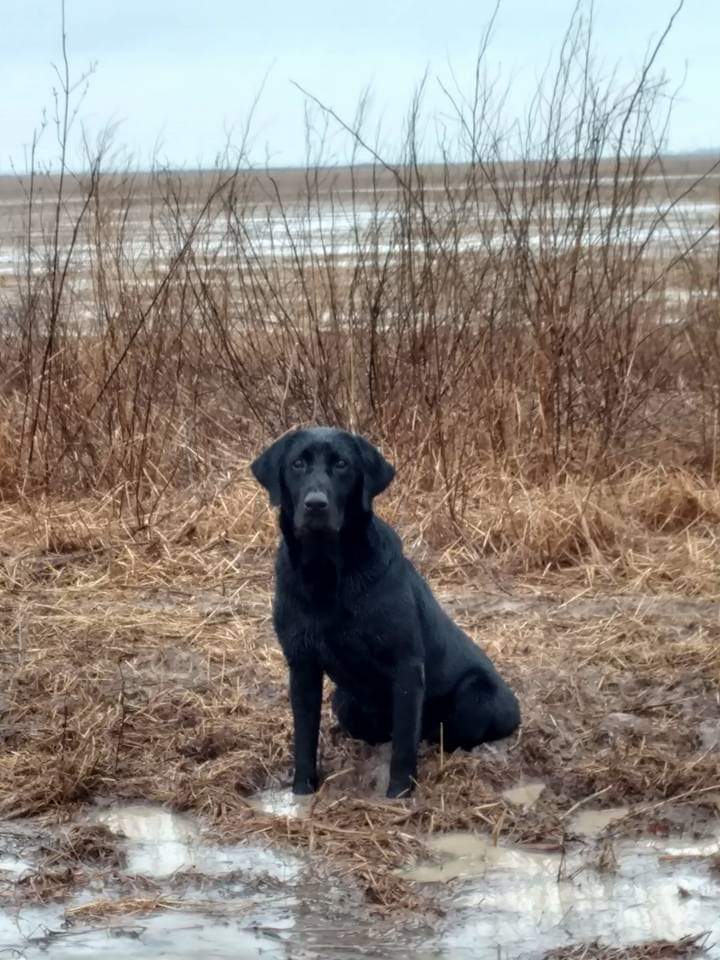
{"left": 292, "top": 776, "right": 318, "bottom": 795}
{"left": 386, "top": 778, "right": 415, "bottom": 799}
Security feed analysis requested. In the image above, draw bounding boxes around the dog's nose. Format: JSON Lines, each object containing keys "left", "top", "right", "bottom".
{"left": 304, "top": 491, "right": 329, "bottom": 513}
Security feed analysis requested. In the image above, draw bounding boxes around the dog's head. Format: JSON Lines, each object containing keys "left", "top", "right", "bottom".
{"left": 251, "top": 427, "right": 395, "bottom": 538}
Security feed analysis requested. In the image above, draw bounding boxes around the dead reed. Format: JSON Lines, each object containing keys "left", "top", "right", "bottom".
{"left": 0, "top": 3, "right": 719, "bottom": 526}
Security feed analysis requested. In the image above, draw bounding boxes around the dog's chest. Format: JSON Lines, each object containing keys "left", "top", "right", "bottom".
{"left": 307, "top": 612, "right": 394, "bottom": 690}
{"left": 274, "top": 564, "right": 399, "bottom": 691}
{"left": 321, "top": 633, "right": 393, "bottom": 690}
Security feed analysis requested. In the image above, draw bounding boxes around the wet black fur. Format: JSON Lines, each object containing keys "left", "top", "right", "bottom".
{"left": 251, "top": 426, "right": 520, "bottom": 798}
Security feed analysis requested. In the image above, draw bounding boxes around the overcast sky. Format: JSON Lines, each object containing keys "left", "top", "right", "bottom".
{"left": 2, "top": 0, "right": 718, "bottom": 172}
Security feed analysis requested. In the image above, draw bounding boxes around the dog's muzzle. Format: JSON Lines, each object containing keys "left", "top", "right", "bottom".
{"left": 295, "top": 490, "right": 339, "bottom": 534}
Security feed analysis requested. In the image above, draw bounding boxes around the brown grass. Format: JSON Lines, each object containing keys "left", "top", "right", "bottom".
{"left": 0, "top": 467, "right": 718, "bottom": 908}
{"left": 0, "top": 823, "right": 126, "bottom": 905}
{"left": 65, "top": 895, "right": 204, "bottom": 922}
{"left": 542, "top": 933, "right": 708, "bottom": 960}
{"left": 38, "top": 824, "right": 126, "bottom": 870}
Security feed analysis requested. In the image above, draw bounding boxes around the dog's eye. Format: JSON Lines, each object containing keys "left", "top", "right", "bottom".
{"left": 291, "top": 458, "right": 305, "bottom": 470}
{"left": 335, "top": 459, "right": 348, "bottom": 470}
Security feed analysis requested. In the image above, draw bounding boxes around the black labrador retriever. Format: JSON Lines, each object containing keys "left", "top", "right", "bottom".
{"left": 251, "top": 426, "right": 520, "bottom": 798}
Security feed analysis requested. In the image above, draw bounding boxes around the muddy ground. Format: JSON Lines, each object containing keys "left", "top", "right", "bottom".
{"left": 1, "top": 495, "right": 719, "bottom": 958}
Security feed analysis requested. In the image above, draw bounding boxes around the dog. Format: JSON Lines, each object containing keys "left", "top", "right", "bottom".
{"left": 251, "top": 426, "right": 520, "bottom": 798}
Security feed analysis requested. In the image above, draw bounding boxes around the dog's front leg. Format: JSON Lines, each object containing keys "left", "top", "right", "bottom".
{"left": 387, "top": 658, "right": 425, "bottom": 798}
{"left": 289, "top": 659, "right": 323, "bottom": 794}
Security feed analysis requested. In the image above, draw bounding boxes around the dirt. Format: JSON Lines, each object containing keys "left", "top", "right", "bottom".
{"left": 440, "top": 590, "right": 720, "bottom": 626}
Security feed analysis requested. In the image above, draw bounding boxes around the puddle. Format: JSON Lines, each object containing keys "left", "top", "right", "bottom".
{"left": 92, "top": 802, "right": 200, "bottom": 843}
{"left": 502, "top": 781, "right": 546, "bottom": 810}
{"left": 90, "top": 802, "right": 300, "bottom": 881}
{"left": 0, "top": 904, "right": 294, "bottom": 960}
{"left": 406, "top": 832, "right": 558, "bottom": 883}
{"left": 699, "top": 720, "right": 720, "bottom": 752}
{"left": 0, "top": 804, "right": 309, "bottom": 960}
{"left": 569, "top": 806, "right": 630, "bottom": 837}
{"left": 247, "top": 788, "right": 311, "bottom": 819}
{"left": 0, "top": 903, "right": 446, "bottom": 960}
{"left": 643, "top": 832, "right": 720, "bottom": 858}
{"left": 0, "top": 825, "right": 36, "bottom": 876}
{"left": 2, "top": 803, "right": 719, "bottom": 959}
{"left": 0, "top": 853, "right": 32, "bottom": 875}
{"left": 407, "top": 828, "right": 720, "bottom": 960}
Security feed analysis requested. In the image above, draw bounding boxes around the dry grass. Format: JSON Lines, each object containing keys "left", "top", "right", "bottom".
{"left": 8, "top": 866, "right": 80, "bottom": 904}
{"left": 0, "top": 823, "right": 126, "bottom": 905}
{"left": 65, "top": 895, "right": 205, "bottom": 922}
{"left": 37, "top": 824, "right": 126, "bottom": 870}
{"left": 542, "top": 934, "right": 708, "bottom": 960}
{"left": 0, "top": 465, "right": 718, "bottom": 908}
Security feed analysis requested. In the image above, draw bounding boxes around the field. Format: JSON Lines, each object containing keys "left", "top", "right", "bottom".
{"left": 1, "top": 19, "right": 720, "bottom": 957}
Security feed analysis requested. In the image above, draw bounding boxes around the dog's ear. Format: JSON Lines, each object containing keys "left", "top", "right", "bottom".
{"left": 250, "top": 431, "right": 297, "bottom": 506}
{"left": 353, "top": 435, "right": 395, "bottom": 510}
